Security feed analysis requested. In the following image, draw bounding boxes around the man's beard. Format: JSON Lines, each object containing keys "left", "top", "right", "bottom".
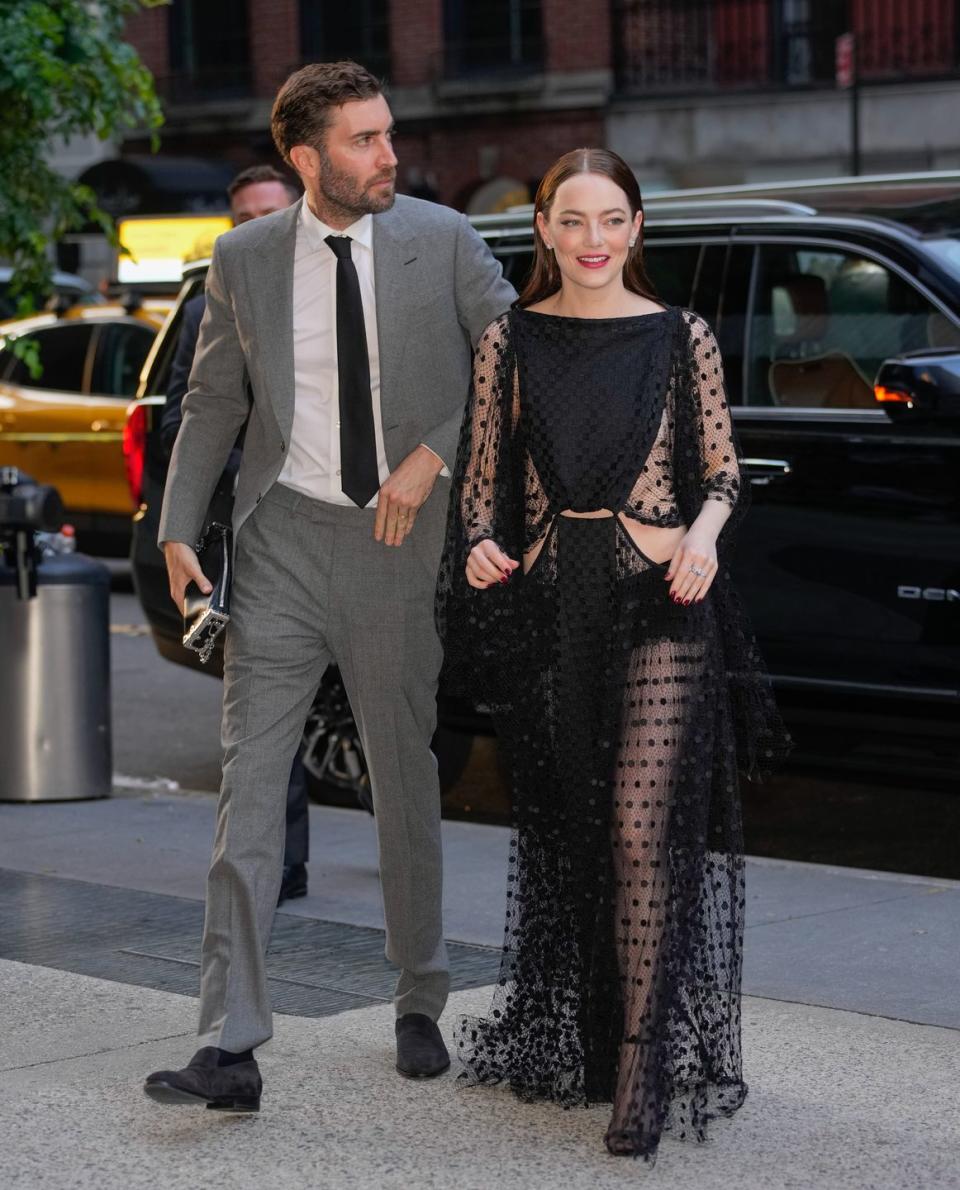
{"left": 317, "top": 145, "right": 396, "bottom": 221}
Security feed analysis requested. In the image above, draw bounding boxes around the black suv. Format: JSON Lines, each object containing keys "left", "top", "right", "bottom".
{"left": 128, "top": 173, "right": 960, "bottom": 793}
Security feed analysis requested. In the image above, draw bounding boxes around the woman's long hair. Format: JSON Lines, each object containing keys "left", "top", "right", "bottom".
{"left": 518, "top": 148, "right": 659, "bottom": 308}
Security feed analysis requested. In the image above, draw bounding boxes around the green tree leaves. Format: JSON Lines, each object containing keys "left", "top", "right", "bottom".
{"left": 0, "top": 1, "right": 165, "bottom": 316}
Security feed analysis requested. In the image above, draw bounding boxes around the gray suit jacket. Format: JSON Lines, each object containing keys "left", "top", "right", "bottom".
{"left": 158, "top": 195, "right": 516, "bottom": 548}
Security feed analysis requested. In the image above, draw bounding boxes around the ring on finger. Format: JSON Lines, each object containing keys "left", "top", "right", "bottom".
{"left": 689, "top": 564, "right": 707, "bottom": 577}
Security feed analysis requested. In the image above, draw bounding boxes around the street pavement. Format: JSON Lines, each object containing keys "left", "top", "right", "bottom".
{"left": 1, "top": 788, "right": 959, "bottom": 1189}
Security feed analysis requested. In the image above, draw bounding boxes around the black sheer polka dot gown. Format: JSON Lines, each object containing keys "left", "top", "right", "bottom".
{"left": 436, "top": 306, "right": 790, "bottom": 1163}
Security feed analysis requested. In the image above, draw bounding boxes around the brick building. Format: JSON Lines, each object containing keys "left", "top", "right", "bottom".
{"left": 117, "top": 0, "right": 960, "bottom": 211}
{"left": 122, "top": 0, "right": 609, "bottom": 211}
{"left": 608, "top": 0, "right": 960, "bottom": 187}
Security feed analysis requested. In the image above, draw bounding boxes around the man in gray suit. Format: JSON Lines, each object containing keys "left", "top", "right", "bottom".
{"left": 160, "top": 164, "right": 313, "bottom": 909}
{"left": 144, "top": 61, "right": 514, "bottom": 1111}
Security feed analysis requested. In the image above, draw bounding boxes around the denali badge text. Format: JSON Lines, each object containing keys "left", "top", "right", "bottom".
{"left": 897, "top": 586, "right": 960, "bottom": 602}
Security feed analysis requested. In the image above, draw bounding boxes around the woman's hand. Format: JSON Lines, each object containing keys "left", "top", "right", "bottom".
{"left": 664, "top": 527, "right": 718, "bottom": 605}
{"left": 466, "top": 539, "right": 520, "bottom": 589}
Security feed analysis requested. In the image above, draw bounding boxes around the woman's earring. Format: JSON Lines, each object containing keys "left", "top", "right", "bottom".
{"left": 628, "top": 238, "right": 637, "bottom": 248}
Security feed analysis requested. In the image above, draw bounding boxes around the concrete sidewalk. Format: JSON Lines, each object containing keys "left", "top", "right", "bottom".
{"left": 1, "top": 790, "right": 959, "bottom": 1188}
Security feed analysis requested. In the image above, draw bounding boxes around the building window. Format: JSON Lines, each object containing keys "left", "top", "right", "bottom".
{"left": 614, "top": 0, "right": 960, "bottom": 95}
{"left": 167, "top": 0, "right": 251, "bottom": 100}
{"left": 771, "top": 0, "right": 846, "bottom": 87}
{"left": 444, "top": 0, "right": 544, "bottom": 79}
{"left": 300, "top": 1, "right": 390, "bottom": 77}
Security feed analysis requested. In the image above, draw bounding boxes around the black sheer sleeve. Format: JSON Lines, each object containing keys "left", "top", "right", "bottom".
{"left": 460, "top": 314, "right": 517, "bottom": 549}
{"left": 674, "top": 309, "right": 792, "bottom": 778}
{"left": 687, "top": 313, "right": 741, "bottom": 510}
{"left": 435, "top": 313, "right": 524, "bottom": 710}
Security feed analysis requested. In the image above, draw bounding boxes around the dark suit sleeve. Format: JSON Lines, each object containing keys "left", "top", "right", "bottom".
{"left": 160, "top": 294, "right": 205, "bottom": 453}
{"left": 419, "top": 214, "right": 516, "bottom": 472}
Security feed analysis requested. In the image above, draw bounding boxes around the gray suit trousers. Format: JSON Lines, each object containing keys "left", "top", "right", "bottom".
{"left": 198, "top": 482, "right": 449, "bottom": 1052}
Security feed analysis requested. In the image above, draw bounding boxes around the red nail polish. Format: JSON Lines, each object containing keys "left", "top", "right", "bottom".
{"left": 500, "top": 576, "right": 508, "bottom": 584}
{"left": 683, "top": 598, "right": 691, "bottom": 606}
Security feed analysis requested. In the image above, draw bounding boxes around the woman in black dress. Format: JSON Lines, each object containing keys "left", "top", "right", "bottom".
{"left": 436, "top": 149, "right": 788, "bottom": 1162}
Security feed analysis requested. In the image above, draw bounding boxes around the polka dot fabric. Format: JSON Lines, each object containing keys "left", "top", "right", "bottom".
{"left": 436, "top": 306, "right": 790, "bottom": 1163}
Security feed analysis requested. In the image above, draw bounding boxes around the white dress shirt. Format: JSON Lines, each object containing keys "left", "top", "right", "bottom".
{"left": 278, "top": 201, "right": 388, "bottom": 507}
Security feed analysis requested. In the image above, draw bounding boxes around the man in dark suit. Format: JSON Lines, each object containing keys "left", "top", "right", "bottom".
{"left": 161, "top": 165, "right": 310, "bottom": 906}
{"left": 144, "top": 60, "right": 514, "bottom": 1111}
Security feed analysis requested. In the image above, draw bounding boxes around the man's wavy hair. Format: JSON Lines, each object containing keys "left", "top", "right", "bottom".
{"left": 271, "top": 61, "right": 384, "bottom": 163}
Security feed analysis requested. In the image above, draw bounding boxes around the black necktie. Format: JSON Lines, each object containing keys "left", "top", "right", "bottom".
{"left": 325, "top": 234, "right": 379, "bottom": 507}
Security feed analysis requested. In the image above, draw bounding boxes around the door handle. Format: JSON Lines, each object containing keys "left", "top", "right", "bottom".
{"left": 742, "top": 457, "right": 792, "bottom": 486}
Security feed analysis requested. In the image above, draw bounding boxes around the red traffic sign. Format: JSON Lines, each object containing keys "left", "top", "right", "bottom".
{"left": 836, "top": 32, "right": 856, "bottom": 89}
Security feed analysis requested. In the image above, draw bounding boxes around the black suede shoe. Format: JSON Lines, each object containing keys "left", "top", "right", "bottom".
{"left": 395, "top": 1013, "right": 450, "bottom": 1079}
{"left": 278, "top": 863, "right": 308, "bottom": 905}
{"left": 144, "top": 1047, "right": 262, "bottom": 1111}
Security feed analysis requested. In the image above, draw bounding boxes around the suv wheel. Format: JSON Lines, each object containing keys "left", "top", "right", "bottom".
{"left": 301, "top": 670, "right": 473, "bottom": 811}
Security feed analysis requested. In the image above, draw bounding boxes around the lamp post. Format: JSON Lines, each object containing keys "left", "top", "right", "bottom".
{"left": 836, "top": 31, "right": 860, "bottom": 176}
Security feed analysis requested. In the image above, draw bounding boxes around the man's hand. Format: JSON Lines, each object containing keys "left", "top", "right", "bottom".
{"left": 163, "top": 540, "right": 212, "bottom": 614}
{"left": 374, "top": 444, "right": 444, "bottom": 546}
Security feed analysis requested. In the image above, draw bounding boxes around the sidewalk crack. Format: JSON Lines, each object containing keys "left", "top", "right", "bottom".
{"left": 746, "top": 887, "right": 954, "bottom": 930}
{"left": 0, "top": 1030, "right": 195, "bottom": 1074}
{"left": 743, "top": 992, "right": 960, "bottom": 1032}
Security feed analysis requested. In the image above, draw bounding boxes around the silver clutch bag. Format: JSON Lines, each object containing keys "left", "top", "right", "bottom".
{"left": 182, "top": 521, "right": 232, "bottom": 664}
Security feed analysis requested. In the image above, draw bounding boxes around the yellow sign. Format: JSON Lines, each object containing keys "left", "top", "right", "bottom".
{"left": 117, "top": 215, "right": 232, "bottom": 284}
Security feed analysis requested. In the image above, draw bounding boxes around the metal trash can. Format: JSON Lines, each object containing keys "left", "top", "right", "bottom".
{"left": 0, "top": 553, "right": 112, "bottom": 801}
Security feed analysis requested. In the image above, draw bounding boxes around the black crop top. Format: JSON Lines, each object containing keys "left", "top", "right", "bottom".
{"left": 464, "top": 306, "right": 741, "bottom": 553}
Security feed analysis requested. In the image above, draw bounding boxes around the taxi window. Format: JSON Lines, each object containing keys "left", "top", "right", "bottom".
{"left": 748, "top": 245, "right": 956, "bottom": 408}
{"left": 3, "top": 323, "right": 95, "bottom": 392}
{"left": 90, "top": 321, "right": 156, "bottom": 397}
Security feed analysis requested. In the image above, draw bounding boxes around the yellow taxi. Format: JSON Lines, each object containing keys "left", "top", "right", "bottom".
{"left": 0, "top": 299, "right": 171, "bottom": 554}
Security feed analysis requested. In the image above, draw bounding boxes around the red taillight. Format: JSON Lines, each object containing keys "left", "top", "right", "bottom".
{"left": 123, "top": 401, "right": 148, "bottom": 508}
{"left": 874, "top": 384, "right": 913, "bottom": 406}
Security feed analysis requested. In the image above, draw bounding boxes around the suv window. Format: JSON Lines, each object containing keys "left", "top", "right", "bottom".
{"left": 644, "top": 243, "right": 701, "bottom": 308}
{"left": 480, "top": 241, "right": 533, "bottom": 295}
{"left": 748, "top": 244, "right": 951, "bottom": 408}
{"left": 712, "top": 243, "right": 753, "bottom": 404}
{"left": 690, "top": 243, "right": 726, "bottom": 325}
{"left": 90, "top": 321, "right": 156, "bottom": 397}
{"left": 0, "top": 322, "right": 95, "bottom": 392}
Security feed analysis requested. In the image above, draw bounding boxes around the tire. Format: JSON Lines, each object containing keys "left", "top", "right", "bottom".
{"left": 302, "top": 669, "right": 473, "bottom": 811}
{"left": 301, "top": 669, "right": 372, "bottom": 811}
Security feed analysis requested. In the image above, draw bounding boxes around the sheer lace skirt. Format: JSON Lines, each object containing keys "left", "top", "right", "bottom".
{"left": 454, "top": 515, "right": 748, "bottom": 1162}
